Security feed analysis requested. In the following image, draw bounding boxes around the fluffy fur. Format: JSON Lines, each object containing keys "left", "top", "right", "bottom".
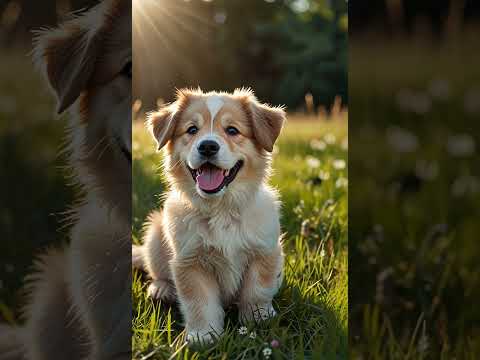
{"left": 134, "top": 88, "right": 286, "bottom": 344}
{"left": 0, "top": 1, "right": 132, "bottom": 359}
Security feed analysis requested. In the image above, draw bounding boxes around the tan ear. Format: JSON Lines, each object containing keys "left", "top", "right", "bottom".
{"left": 247, "top": 98, "right": 286, "bottom": 152}
{"left": 33, "top": 18, "right": 101, "bottom": 114}
{"left": 146, "top": 105, "right": 178, "bottom": 151}
{"left": 147, "top": 89, "right": 194, "bottom": 150}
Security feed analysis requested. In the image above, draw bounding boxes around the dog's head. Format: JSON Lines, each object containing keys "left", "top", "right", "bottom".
{"left": 33, "top": 0, "right": 131, "bottom": 215}
{"left": 148, "top": 88, "right": 285, "bottom": 203}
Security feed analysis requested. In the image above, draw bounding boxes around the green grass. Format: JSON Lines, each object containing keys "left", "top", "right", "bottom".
{"left": 132, "top": 115, "right": 348, "bottom": 359}
{"left": 349, "top": 37, "right": 480, "bottom": 359}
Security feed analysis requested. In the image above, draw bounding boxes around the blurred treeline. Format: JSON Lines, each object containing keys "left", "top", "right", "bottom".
{"left": 350, "top": 0, "right": 480, "bottom": 37}
{"left": 133, "top": 0, "right": 347, "bottom": 112}
{"left": 1, "top": 0, "right": 348, "bottom": 110}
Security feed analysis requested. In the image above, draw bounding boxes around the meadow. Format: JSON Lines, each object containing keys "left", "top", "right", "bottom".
{"left": 132, "top": 113, "right": 348, "bottom": 359}
{"left": 350, "top": 37, "right": 480, "bottom": 358}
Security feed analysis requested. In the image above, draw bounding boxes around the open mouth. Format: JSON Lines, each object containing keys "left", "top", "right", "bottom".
{"left": 187, "top": 161, "right": 244, "bottom": 194}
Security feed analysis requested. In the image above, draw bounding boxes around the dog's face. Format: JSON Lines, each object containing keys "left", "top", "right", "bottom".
{"left": 149, "top": 89, "right": 285, "bottom": 200}
{"left": 34, "top": 0, "right": 131, "bottom": 215}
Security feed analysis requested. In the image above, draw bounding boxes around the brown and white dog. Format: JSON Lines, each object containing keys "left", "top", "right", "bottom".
{"left": 133, "top": 88, "right": 286, "bottom": 344}
{"left": 0, "top": 1, "right": 131, "bottom": 359}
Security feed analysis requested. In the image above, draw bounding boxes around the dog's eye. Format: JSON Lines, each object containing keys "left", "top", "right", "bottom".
{"left": 121, "top": 61, "right": 132, "bottom": 79}
{"left": 187, "top": 125, "right": 198, "bottom": 135}
{"left": 226, "top": 126, "right": 240, "bottom": 136}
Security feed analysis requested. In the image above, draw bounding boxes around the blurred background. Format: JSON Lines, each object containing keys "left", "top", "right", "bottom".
{"left": 133, "top": 0, "right": 347, "bottom": 113}
{"left": 350, "top": 0, "right": 480, "bottom": 358}
{"left": 0, "top": 0, "right": 98, "bottom": 320}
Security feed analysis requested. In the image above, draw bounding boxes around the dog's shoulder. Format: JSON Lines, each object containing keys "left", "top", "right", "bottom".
{"left": 246, "top": 184, "right": 281, "bottom": 220}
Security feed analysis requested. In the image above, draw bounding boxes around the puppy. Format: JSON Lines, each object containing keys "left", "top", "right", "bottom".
{"left": 0, "top": 1, "right": 131, "bottom": 359}
{"left": 134, "top": 88, "right": 286, "bottom": 344}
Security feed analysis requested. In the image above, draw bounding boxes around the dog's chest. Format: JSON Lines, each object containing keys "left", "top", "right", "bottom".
{"left": 172, "top": 205, "right": 275, "bottom": 301}
{"left": 196, "top": 246, "right": 247, "bottom": 303}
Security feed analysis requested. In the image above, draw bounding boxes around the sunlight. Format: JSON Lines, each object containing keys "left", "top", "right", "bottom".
{"left": 132, "top": 0, "right": 214, "bottom": 101}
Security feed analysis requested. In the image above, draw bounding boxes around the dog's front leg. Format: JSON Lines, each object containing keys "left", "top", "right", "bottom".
{"left": 239, "top": 248, "right": 284, "bottom": 323}
{"left": 172, "top": 261, "right": 224, "bottom": 344}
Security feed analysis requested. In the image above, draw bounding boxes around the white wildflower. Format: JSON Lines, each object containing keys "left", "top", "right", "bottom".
{"left": 319, "top": 170, "right": 330, "bottom": 181}
{"left": 310, "top": 139, "right": 326, "bottom": 151}
{"left": 396, "top": 89, "right": 431, "bottom": 114}
{"left": 306, "top": 156, "right": 320, "bottom": 169}
{"left": 447, "top": 134, "right": 475, "bottom": 157}
{"left": 263, "top": 347, "right": 272, "bottom": 358}
{"left": 387, "top": 126, "right": 418, "bottom": 153}
{"left": 418, "top": 334, "right": 429, "bottom": 353}
{"left": 249, "top": 331, "right": 257, "bottom": 339}
{"left": 324, "top": 133, "right": 336, "bottom": 144}
{"left": 332, "top": 159, "right": 346, "bottom": 170}
{"left": 238, "top": 326, "right": 248, "bottom": 335}
{"left": 411, "top": 93, "right": 432, "bottom": 114}
{"left": 415, "top": 160, "right": 438, "bottom": 180}
{"left": 335, "top": 177, "right": 348, "bottom": 188}
{"left": 428, "top": 79, "right": 450, "bottom": 100}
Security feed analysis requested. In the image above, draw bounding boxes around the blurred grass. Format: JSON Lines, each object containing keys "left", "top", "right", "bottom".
{"left": 132, "top": 113, "right": 348, "bottom": 359}
{"left": 350, "top": 36, "right": 480, "bottom": 358}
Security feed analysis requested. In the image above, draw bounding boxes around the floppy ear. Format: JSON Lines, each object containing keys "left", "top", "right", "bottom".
{"left": 146, "top": 105, "right": 179, "bottom": 151}
{"left": 147, "top": 89, "right": 194, "bottom": 150}
{"left": 33, "top": 20, "right": 101, "bottom": 114}
{"left": 248, "top": 98, "right": 286, "bottom": 152}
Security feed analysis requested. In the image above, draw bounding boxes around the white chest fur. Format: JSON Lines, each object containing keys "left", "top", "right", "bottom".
{"left": 163, "top": 186, "right": 281, "bottom": 301}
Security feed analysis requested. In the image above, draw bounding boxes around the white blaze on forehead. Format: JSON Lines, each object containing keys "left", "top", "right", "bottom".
{"left": 206, "top": 96, "right": 224, "bottom": 132}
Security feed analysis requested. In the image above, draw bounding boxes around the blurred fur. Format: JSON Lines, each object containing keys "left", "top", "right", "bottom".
{"left": 0, "top": 1, "right": 131, "bottom": 359}
{"left": 134, "top": 89, "right": 285, "bottom": 344}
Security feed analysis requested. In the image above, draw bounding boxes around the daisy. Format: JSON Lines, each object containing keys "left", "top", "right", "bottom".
{"left": 238, "top": 326, "right": 248, "bottom": 335}
{"left": 332, "top": 159, "right": 346, "bottom": 170}
{"left": 263, "top": 347, "right": 272, "bottom": 358}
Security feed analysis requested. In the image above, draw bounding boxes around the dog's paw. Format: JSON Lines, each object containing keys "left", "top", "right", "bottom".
{"left": 186, "top": 328, "right": 219, "bottom": 346}
{"left": 240, "top": 303, "right": 277, "bottom": 323}
{"left": 147, "top": 279, "right": 175, "bottom": 302}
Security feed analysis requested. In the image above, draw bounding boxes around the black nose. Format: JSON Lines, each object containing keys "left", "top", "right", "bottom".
{"left": 198, "top": 140, "right": 220, "bottom": 157}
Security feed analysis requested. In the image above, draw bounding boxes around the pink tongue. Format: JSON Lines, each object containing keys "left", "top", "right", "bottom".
{"left": 196, "top": 167, "right": 225, "bottom": 191}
